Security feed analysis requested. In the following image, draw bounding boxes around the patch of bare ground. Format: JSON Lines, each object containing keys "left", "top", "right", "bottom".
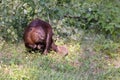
{"left": 105, "top": 48, "right": 120, "bottom": 68}
{"left": 113, "top": 57, "right": 120, "bottom": 68}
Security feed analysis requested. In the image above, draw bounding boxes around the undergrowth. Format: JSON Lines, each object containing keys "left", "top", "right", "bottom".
{"left": 0, "top": 31, "right": 120, "bottom": 80}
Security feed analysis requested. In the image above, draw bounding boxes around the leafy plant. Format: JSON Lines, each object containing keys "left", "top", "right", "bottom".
{"left": 0, "top": 0, "right": 120, "bottom": 42}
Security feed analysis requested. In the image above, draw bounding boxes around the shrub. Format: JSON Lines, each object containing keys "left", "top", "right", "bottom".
{"left": 0, "top": 0, "right": 120, "bottom": 42}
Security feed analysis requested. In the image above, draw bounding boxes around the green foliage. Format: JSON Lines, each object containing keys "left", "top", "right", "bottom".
{"left": 0, "top": 0, "right": 29, "bottom": 42}
{"left": 0, "top": 0, "right": 120, "bottom": 79}
{"left": 0, "top": 0, "right": 120, "bottom": 42}
{"left": 92, "top": 34, "right": 120, "bottom": 58}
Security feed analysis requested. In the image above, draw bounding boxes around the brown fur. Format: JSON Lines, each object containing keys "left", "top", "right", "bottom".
{"left": 23, "top": 18, "right": 68, "bottom": 55}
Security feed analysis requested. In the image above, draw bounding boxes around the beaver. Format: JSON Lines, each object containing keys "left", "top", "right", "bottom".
{"left": 23, "top": 18, "right": 68, "bottom": 55}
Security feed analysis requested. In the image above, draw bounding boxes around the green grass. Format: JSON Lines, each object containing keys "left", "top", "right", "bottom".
{"left": 0, "top": 32, "right": 120, "bottom": 80}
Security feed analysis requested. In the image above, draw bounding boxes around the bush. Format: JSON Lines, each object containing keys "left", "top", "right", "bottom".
{"left": 0, "top": 0, "right": 120, "bottom": 42}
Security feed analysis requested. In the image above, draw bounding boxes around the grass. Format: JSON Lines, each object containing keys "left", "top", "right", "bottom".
{"left": 0, "top": 32, "right": 120, "bottom": 80}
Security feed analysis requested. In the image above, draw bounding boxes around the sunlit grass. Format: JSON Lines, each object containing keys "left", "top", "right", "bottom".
{"left": 0, "top": 33, "right": 120, "bottom": 80}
